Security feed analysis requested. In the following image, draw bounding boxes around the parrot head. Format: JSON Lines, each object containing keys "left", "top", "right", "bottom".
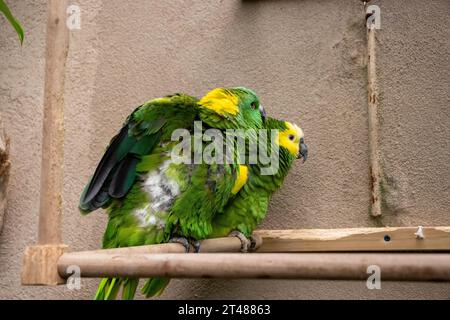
{"left": 198, "top": 87, "right": 266, "bottom": 130}
{"left": 266, "top": 118, "right": 308, "bottom": 163}
{"left": 277, "top": 121, "right": 307, "bottom": 162}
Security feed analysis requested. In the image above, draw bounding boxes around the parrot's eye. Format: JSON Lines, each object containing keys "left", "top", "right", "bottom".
{"left": 288, "top": 134, "right": 295, "bottom": 141}
{"left": 250, "top": 102, "right": 257, "bottom": 110}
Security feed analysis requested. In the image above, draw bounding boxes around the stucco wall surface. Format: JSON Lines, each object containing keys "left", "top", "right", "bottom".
{"left": 0, "top": 0, "right": 449, "bottom": 299}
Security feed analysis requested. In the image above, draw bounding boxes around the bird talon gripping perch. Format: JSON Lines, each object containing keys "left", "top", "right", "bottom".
{"left": 191, "top": 240, "right": 201, "bottom": 253}
{"left": 248, "top": 235, "right": 259, "bottom": 252}
{"left": 169, "top": 237, "right": 191, "bottom": 253}
{"left": 228, "top": 231, "right": 252, "bottom": 253}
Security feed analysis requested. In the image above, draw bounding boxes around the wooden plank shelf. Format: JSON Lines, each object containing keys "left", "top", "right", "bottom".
{"left": 254, "top": 227, "right": 450, "bottom": 252}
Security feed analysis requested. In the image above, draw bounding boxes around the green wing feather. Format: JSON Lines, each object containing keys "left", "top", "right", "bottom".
{"left": 79, "top": 94, "right": 198, "bottom": 213}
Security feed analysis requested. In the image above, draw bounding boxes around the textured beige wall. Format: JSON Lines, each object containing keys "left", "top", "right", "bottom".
{"left": 0, "top": 0, "right": 449, "bottom": 299}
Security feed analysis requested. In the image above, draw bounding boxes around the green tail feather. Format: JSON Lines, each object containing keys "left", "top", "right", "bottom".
{"left": 95, "top": 277, "right": 139, "bottom": 300}
{"left": 141, "top": 277, "right": 170, "bottom": 298}
{"left": 94, "top": 278, "right": 110, "bottom": 300}
{"left": 105, "top": 278, "right": 121, "bottom": 300}
{"left": 122, "top": 278, "right": 139, "bottom": 300}
{"left": 94, "top": 277, "right": 122, "bottom": 300}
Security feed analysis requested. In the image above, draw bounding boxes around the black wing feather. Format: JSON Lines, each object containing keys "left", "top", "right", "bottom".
{"left": 108, "top": 154, "right": 140, "bottom": 198}
{"left": 79, "top": 123, "right": 136, "bottom": 210}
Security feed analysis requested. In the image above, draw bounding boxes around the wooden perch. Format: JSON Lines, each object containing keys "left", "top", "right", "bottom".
{"left": 25, "top": 227, "right": 450, "bottom": 285}
{"left": 22, "top": 235, "right": 260, "bottom": 286}
{"left": 66, "top": 235, "right": 261, "bottom": 256}
{"left": 58, "top": 252, "right": 450, "bottom": 281}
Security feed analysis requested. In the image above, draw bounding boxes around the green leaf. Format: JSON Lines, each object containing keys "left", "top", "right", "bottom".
{"left": 0, "top": 0, "right": 24, "bottom": 45}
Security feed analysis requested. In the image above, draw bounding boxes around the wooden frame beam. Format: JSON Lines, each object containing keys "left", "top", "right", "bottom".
{"left": 21, "top": 0, "right": 70, "bottom": 286}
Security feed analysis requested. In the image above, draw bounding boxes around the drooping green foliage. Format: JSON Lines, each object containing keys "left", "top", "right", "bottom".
{"left": 0, "top": 0, "right": 24, "bottom": 44}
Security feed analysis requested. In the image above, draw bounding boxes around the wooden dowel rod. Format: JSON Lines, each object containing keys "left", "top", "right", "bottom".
{"left": 58, "top": 253, "right": 450, "bottom": 281}
{"left": 38, "top": 0, "right": 70, "bottom": 244}
{"left": 366, "top": 14, "right": 382, "bottom": 217}
{"left": 66, "top": 235, "right": 261, "bottom": 256}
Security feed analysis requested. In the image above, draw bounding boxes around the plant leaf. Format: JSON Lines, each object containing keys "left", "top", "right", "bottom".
{"left": 0, "top": 0, "right": 24, "bottom": 44}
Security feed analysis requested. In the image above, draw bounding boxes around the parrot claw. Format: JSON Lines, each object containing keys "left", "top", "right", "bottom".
{"left": 191, "top": 240, "right": 201, "bottom": 253}
{"left": 169, "top": 237, "right": 201, "bottom": 253}
{"left": 228, "top": 231, "right": 251, "bottom": 253}
{"left": 248, "top": 235, "right": 258, "bottom": 252}
{"left": 169, "top": 237, "right": 191, "bottom": 253}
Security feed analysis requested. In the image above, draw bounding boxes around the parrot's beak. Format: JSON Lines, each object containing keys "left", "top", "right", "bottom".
{"left": 259, "top": 105, "right": 266, "bottom": 122}
{"left": 298, "top": 137, "right": 308, "bottom": 162}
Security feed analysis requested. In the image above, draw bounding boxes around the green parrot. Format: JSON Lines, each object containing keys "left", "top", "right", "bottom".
{"left": 79, "top": 87, "right": 266, "bottom": 299}
{"left": 210, "top": 117, "right": 307, "bottom": 249}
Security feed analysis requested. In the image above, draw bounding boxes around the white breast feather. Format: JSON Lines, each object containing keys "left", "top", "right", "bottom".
{"left": 134, "top": 160, "right": 180, "bottom": 228}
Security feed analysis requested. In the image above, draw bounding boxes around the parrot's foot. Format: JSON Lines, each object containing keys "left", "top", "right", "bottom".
{"left": 248, "top": 236, "right": 258, "bottom": 252}
{"left": 191, "top": 240, "right": 201, "bottom": 253}
{"left": 169, "top": 237, "right": 201, "bottom": 253}
{"left": 228, "top": 231, "right": 254, "bottom": 253}
{"left": 169, "top": 237, "right": 191, "bottom": 253}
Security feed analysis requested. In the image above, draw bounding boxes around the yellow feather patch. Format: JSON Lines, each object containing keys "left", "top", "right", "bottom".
{"left": 198, "top": 88, "right": 239, "bottom": 116}
{"left": 231, "top": 165, "right": 248, "bottom": 194}
{"left": 276, "top": 122, "right": 304, "bottom": 157}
